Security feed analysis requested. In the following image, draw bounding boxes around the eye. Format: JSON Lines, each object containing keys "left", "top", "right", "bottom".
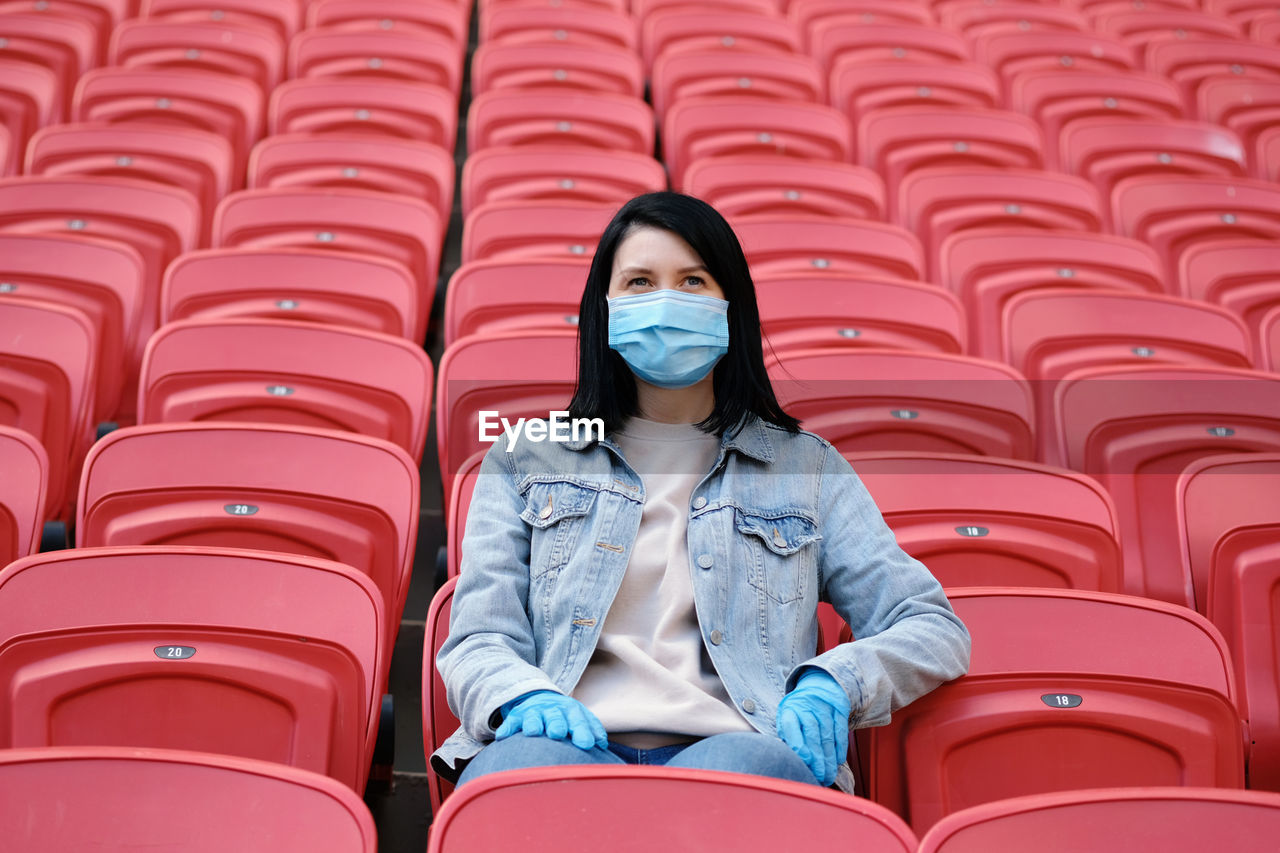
{"left": 683, "top": 276, "right": 705, "bottom": 287}
{"left": 627, "top": 277, "right": 651, "bottom": 288}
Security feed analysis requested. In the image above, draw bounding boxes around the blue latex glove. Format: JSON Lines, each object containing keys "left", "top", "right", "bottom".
{"left": 494, "top": 690, "right": 609, "bottom": 751}
{"left": 776, "top": 669, "right": 852, "bottom": 787}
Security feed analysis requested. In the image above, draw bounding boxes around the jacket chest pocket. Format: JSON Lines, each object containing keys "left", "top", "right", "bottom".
{"left": 735, "top": 509, "right": 822, "bottom": 605}
{"left": 520, "top": 481, "right": 598, "bottom": 577}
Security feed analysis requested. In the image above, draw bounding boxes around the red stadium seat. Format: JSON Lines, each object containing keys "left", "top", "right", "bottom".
{"left": 435, "top": 330, "right": 577, "bottom": 501}
{"left": 1096, "top": 9, "right": 1242, "bottom": 54}
{"left": 1262, "top": 305, "right": 1280, "bottom": 373}
{"left": 810, "top": 20, "right": 969, "bottom": 71}
{"left": 423, "top": 575, "right": 458, "bottom": 811}
{"left": 651, "top": 50, "right": 824, "bottom": 118}
{"left": 1252, "top": 10, "right": 1280, "bottom": 44}
{"left": 868, "top": 588, "right": 1244, "bottom": 833}
{"left": 765, "top": 348, "right": 1036, "bottom": 459}
{"left": 468, "top": 90, "right": 654, "bottom": 155}
{"left": 1111, "top": 175, "right": 1280, "bottom": 273}
{"left": 138, "top": 318, "right": 433, "bottom": 462}
{"left": 920, "top": 788, "right": 1280, "bottom": 852}
{"left": 846, "top": 451, "right": 1123, "bottom": 591}
{"left": 0, "top": 13, "right": 98, "bottom": 112}
{"left": 287, "top": 27, "right": 463, "bottom": 94}
{"left": 1177, "top": 454, "right": 1280, "bottom": 788}
{"left": 0, "top": 0, "right": 129, "bottom": 55}
{"left": 1205, "top": 0, "right": 1276, "bottom": 27}
{"left": 898, "top": 168, "right": 1104, "bottom": 280}
{"left": 269, "top": 78, "right": 457, "bottom": 148}
{"left": 1059, "top": 118, "right": 1247, "bottom": 199}
{"left": 1048, "top": 364, "right": 1280, "bottom": 605}
{"left": 1257, "top": 124, "right": 1280, "bottom": 181}
{"left": 480, "top": 5, "right": 637, "bottom": 50}
{"left": 635, "top": 0, "right": 778, "bottom": 20}
{"left": 212, "top": 187, "right": 442, "bottom": 313}
{"left": 683, "top": 156, "right": 884, "bottom": 221}
{"left": 939, "top": 228, "right": 1168, "bottom": 360}
{"left": 1146, "top": 37, "right": 1280, "bottom": 110}
{"left": 0, "top": 747, "right": 377, "bottom": 853}
{"left": 247, "top": 134, "right": 455, "bottom": 224}
{"left": 140, "top": 0, "right": 303, "bottom": 41}
{"left": 109, "top": 19, "right": 286, "bottom": 93}
{"left": 1178, "top": 239, "right": 1280, "bottom": 356}
{"left": 484, "top": 0, "right": 627, "bottom": 12}
{"left": 460, "top": 147, "right": 665, "bottom": 218}
{"left": 791, "top": 0, "right": 936, "bottom": 44}
{"left": 443, "top": 450, "right": 486, "bottom": 580}
{"left": 162, "top": 247, "right": 423, "bottom": 342}
{"left": 973, "top": 29, "right": 1136, "bottom": 95}
{"left": 443, "top": 258, "right": 589, "bottom": 345}
{"left": 938, "top": 1, "right": 1088, "bottom": 37}
{"left": 0, "top": 548, "right": 384, "bottom": 792}
{"left": 471, "top": 42, "right": 644, "bottom": 98}
{"left": 857, "top": 107, "right": 1043, "bottom": 215}
{"left": 461, "top": 200, "right": 615, "bottom": 264}
{"left": 641, "top": 8, "right": 800, "bottom": 72}
{"left": 428, "top": 766, "right": 918, "bottom": 853}
{"left": 1003, "top": 289, "right": 1254, "bottom": 458}
{"left": 732, "top": 215, "right": 924, "bottom": 280}
{"left": 77, "top": 423, "right": 419, "bottom": 635}
{"left": 0, "top": 60, "right": 59, "bottom": 172}
{"left": 0, "top": 233, "right": 144, "bottom": 421}
{"left": 830, "top": 60, "right": 1001, "bottom": 128}
{"left": 26, "top": 123, "right": 237, "bottom": 240}
{"left": 756, "top": 274, "right": 966, "bottom": 355}
{"left": 1195, "top": 78, "right": 1280, "bottom": 154}
{"left": 0, "top": 425, "right": 47, "bottom": 564}
{"left": 308, "top": 0, "right": 469, "bottom": 48}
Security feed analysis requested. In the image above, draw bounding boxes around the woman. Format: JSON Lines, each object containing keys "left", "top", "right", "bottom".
{"left": 432, "top": 192, "right": 970, "bottom": 791}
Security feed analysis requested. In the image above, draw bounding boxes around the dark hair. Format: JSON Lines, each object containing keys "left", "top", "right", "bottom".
{"left": 567, "top": 191, "right": 800, "bottom": 437}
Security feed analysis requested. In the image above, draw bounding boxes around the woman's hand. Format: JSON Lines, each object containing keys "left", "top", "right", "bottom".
{"left": 495, "top": 690, "right": 610, "bottom": 751}
{"left": 776, "top": 669, "right": 851, "bottom": 787}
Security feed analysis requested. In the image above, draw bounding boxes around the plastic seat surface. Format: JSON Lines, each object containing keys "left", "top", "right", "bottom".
{"left": 212, "top": 187, "right": 441, "bottom": 312}
{"left": 939, "top": 228, "right": 1168, "bottom": 360}
{"left": 868, "top": 587, "right": 1243, "bottom": 832}
{"left": 287, "top": 27, "right": 463, "bottom": 94}
{"left": 461, "top": 200, "right": 615, "bottom": 264}
{"left": 683, "top": 155, "right": 884, "bottom": 221}
{"left": 920, "top": 788, "right": 1280, "bottom": 852}
{"left": 732, "top": 215, "right": 924, "bottom": 281}
{"left": 138, "top": 318, "right": 433, "bottom": 461}
{"left": 0, "top": 0, "right": 129, "bottom": 55}
{"left": 0, "top": 747, "right": 377, "bottom": 853}
{"left": 810, "top": 20, "right": 970, "bottom": 71}
{"left": 972, "top": 29, "right": 1136, "bottom": 91}
{"left": 1177, "top": 453, "right": 1280, "bottom": 789}
{"left": 756, "top": 275, "right": 965, "bottom": 355}
{"left": 0, "top": 232, "right": 144, "bottom": 421}
{"left": 651, "top": 50, "right": 824, "bottom": 119}
{"left": 247, "top": 134, "right": 455, "bottom": 223}
{"left": 0, "top": 13, "right": 99, "bottom": 104}
{"left": 829, "top": 60, "right": 1002, "bottom": 128}
{"left": 308, "top": 0, "right": 470, "bottom": 47}
{"left": 423, "top": 575, "right": 457, "bottom": 812}
{"left": 790, "top": 0, "right": 937, "bottom": 40}
{"left": 109, "top": 18, "right": 286, "bottom": 93}
{"left": 1178, "top": 238, "right": 1280, "bottom": 359}
{"left": 467, "top": 90, "right": 654, "bottom": 155}
{"left": 846, "top": 452, "right": 1123, "bottom": 591}
{"left": 76, "top": 423, "right": 419, "bottom": 636}
{"left": 641, "top": 8, "right": 801, "bottom": 71}
{"left": 0, "top": 547, "right": 384, "bottom": 791}
{"left": 1261, "top": 305, "right": 1280, "bottom": 373}
{"left": 939, "top": 1, "right": 1089, "bottom": 37}
{"left": 428, "top": 766, "right": 918, "bottom": 853}
{"left": 765, "top": 348, "right": 1036, "bottom": 459}
{"left": 460, "top": 146, "right": 665, "bottom": 218}
{"left": 0, "top": 299, "right": 96, "bottom": 520}
{"left": 1195, "top": 78, "right": 1280, "bottom": 154}
{"left": 664, "top": 96, "right": 852, "bottom": 188}
{"left": 1257, "top": 124, "right": 1280, "bottom": 181}
{"left": 443, "top": 258, "right": 588, "bottom": 346}
{"left": 0, "top": 60, "right": 59, "bottom": 173}
{"left": 1049, "top": 364, "right": 1280, "bottom": 606}
{"left": 471, "top": 42, "right": 643, "bottom": 98}
{"left": 1146, "top": 37, "right": 1280, "bottom": 107}
{"left": 161, "top": 247, "right": 422, "bottom": 342}
{"left": 140, "top": 0, "right": 303, "bottom": 40}
{"left": 480, "top": 5, "right": 637, "bottom": 50}
{"left": 1097, "top": 9, "right": 1242, "bottom": 52}
{"left": 0, "top": 425, "right": 48, "bottom": 564}
{"left": 269, "top": 78, "right": 457, "bottom": 148}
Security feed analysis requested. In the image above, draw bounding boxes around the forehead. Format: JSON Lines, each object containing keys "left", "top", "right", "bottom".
{"left": 611, "top": 225, "right": 705, "bottom": 271}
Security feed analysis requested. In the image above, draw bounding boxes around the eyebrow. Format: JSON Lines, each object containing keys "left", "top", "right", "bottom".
{"left": 616, "top": 264, "right": 708, "bottom": 276}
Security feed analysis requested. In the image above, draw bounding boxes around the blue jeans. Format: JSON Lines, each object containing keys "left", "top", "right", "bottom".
{"left": 456, "top": 731, "right": 820, "bottom": 788}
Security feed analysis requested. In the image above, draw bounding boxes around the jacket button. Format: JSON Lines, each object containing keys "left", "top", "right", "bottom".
{"left": 692, "top": 496, "right": 707, "bottom": 509}
{"left": 696, "top": 554, "right": 713, "bottom": 569}
{"left": 741, "top": 698, "right": 756, "bottom": 714}
{"left": 709, "top": 629, "right": 723, "bottom": 645}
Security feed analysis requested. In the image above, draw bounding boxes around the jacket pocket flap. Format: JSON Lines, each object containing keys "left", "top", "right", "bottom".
{"left": 520, "top": 481, "right": 598, "bottom": 528}
{"left": 734, "top": 509, "right": 822, "bottom": 555}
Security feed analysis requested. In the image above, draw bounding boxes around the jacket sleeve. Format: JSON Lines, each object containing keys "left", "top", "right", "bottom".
{"left": 792, "top": 445, "right": 971, "bottom": 728}
{"left": 436, "top": 444, "right": 563, "bottom": 740}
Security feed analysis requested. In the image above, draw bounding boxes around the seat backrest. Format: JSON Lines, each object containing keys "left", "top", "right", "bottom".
{"left": 76, "top": 423, "right": 419, "bottom": 636}
{"left": 766, "top": 348, "right": 1036, "bottom": 459}
{"left": 642, "top": 8, "right": 801, "bottom": 71}
{"left": 732, "top": 215, "right": 924, "bottom": 281}
{"left": 459, "top": 146, "right": 665, "bottom": 218}
{"left": 138, "top": 318, "right": 433, "bottom": 461}
{"left": 471, "top": 42, "right": 644, "bottom": 99}
{"left": 1177, "top": 238, "right": 1280, "bottom": 345}
{"left": 810, "top": 20, "right": 969, "bottom": 71}
{"left": 481, "top": 5, "right": 637, "bottom": 51}
{"left": 683, "top": 155, "right": 884, "bottom": 221}
{"left": 443, "top": 258, "right": 588, "bottom": 346}
{"left": 141, "top": 0, "right": 303, "bottom": 40}
{"left": 0, "top": 547, "right": 385, "bottom": 791}
{"left": 830, "top": 59, "right": 1001, "bottom": 128}
{"left": 0, "top": 13, "right": 99, "bottom": 99}
{"left": 920, "top": 788, "right": 1280, "bottom": 853}
{"left": 161, "top": 247, "right": 422, "bottom": 343}
{"left": 269, "top": 78, "right": 457, "bottom": 147}
{"left": 650, "top": 49, "right": 824, "bottom": 119}
{"left": 429, "top": 765, "right": 917, "bottom": 853}
{"left": 0, "top": 746, "right": 377, "bottom": 853}
{"left": 461, "top": 199, "right": 615, "bottom": 264}
{"left": 1262, "top": 304, "right": 1280, "bottom": 372}
{"left": 846, "top": 452, "right": 1123, "bottom": 592}
{"left": 309, "top": 0, "right": 470, "bottom": 47}
{"left": 423, "top": 575, "right": 458, "bottom": 813}
{"left": 869, "top": 587, "right": 1243, "bottom": 833}
{"left": 1050, "top": 364, "right": 1280, "bottom": 606}
{"left": 287, "top": 27, "right": 464, "bottom": 94}
{"left": 467, "top": 90, "right": 654, "bottom": 155}
{"left": 0, "top": 425, "right": 47, "bottom": 564}
{"left": 109, "top": 18, "right": 286, "bottom": 93}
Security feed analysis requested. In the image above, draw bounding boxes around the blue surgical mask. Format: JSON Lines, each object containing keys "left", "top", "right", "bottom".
{"left": 607, "top": 290, "right": 730, "bottom": 388}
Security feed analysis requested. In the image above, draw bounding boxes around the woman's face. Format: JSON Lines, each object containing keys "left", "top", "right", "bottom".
{"left": 607, "top": 226, "right": 726, "bottom": 301}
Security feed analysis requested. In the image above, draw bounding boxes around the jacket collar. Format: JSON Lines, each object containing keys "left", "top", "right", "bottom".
{"left": 563, "top": 414, "right": 775, "bottom": 464}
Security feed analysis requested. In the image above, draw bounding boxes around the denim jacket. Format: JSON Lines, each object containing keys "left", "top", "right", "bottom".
{"left": 432, "top": 415, "right": 971, "bottom": 790}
